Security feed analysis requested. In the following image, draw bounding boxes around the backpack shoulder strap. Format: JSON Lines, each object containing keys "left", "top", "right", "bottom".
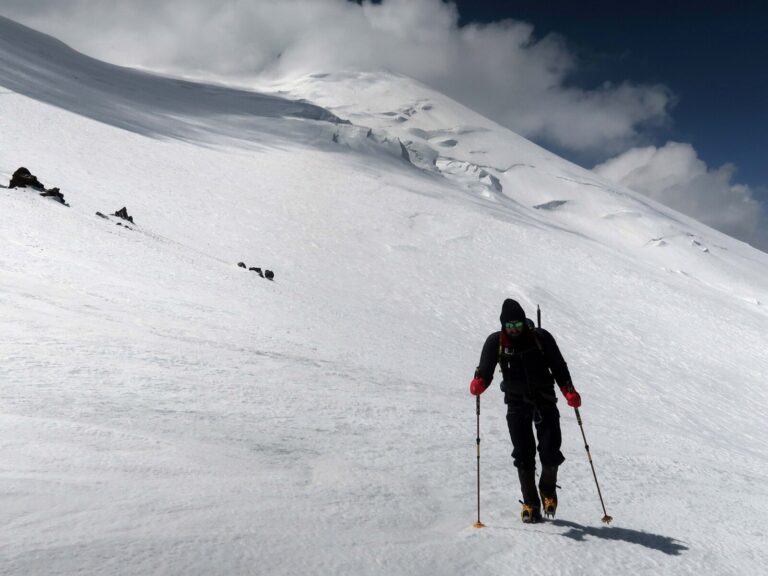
{"left": 531, "top": 328, "right": 551, "bottom": 363}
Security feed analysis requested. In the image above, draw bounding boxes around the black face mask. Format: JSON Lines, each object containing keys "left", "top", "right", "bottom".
{"left": 504, "top": 325, "right": 528, "bottom": 341}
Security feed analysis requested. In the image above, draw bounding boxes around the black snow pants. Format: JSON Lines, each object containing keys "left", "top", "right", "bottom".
{"left": 506, "top": 400, "right": 565, "bottom": 470}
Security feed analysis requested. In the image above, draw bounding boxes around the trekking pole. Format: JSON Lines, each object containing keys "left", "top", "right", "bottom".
{"left": 574, "top": 407, "right": 613, "bottom": 524}
{"left": 473, "top": 395, "right": 486, "bottom": 528}
{"left": 537, "top": 303, "right": 612, "bottom": 524}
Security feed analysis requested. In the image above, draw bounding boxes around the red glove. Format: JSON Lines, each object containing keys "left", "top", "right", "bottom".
{"left": 561, "top": 384, "right": 581, "bottom": 408}
{"left": 469, "top": 377, "right": 486, "bottom": 396}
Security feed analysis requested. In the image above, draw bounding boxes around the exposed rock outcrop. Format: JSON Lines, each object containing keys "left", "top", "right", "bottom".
{"left": 9, "top": 167, "right": 45, "bottom": 191}
{"left": 112, "top": 207, "right": 134, "bottom": 223}
{"left": 9, "top": 167, "right": 68, "bottom": 205}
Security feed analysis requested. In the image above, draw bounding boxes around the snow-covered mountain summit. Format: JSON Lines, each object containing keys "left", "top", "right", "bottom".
{"left": 1, "top": 16, "right": 767, "bottom": 576}
{"left": 274, "top": 70, "right": 768, "bottom": 285}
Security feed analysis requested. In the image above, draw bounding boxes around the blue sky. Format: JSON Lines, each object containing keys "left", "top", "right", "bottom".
{"left": 452, "top": 0, "right": 767, "bottom": 197}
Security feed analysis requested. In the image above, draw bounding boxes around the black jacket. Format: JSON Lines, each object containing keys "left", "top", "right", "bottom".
{"left": 476, "top": 327, "right": 572, "bottom": 405}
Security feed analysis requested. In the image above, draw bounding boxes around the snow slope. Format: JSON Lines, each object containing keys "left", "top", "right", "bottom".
{"left": 2, "top": 16, "right": 767, "bottom": 576}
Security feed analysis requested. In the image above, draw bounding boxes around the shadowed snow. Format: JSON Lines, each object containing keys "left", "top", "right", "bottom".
{"left": 0, "top": 15, "right": 341, "bottom": 143}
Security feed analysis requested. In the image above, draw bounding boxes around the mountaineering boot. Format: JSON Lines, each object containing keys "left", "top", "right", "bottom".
{"left": 518, "top": 468, "right": 542, "bottom": 523}
{"left": 520, "top": 502, "right": 542, "bottom": 524}
{"left": 539, "top": 465, "right": 559, "bottom": 518}
{"left": 540, "top": 495, "right": 557, "bottom": 519}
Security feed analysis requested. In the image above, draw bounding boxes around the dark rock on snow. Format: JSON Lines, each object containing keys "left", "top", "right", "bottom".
{"left": 9, "top": 167, "right": 45, "bottom": 191}
{"left": 239, "top": 263, "right": 273, "bottom": 280}
{"left": 40, "top": 187, "right": 67, "bottom": 205}
{"left": 113, "top": 207, "right": 134, "bottom": 223}
{"left": 96, "top": 211, "right": 131, "bottom": 229}
{"left": 9, "top": 167, "right": 69, "bottom": 205}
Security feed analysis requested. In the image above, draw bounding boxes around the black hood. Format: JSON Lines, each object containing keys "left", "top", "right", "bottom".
{"left": 500, "top": 298, "right": 526, "bottom": 326}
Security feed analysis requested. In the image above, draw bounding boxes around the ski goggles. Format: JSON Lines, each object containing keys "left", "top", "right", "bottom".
{"left": 504, "top": 320, "right": 525, "bottom": 330}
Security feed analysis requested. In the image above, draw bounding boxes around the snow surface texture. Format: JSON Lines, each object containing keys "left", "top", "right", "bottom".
{"left": 2, "top": 16, "right": 768, "bottom": 576}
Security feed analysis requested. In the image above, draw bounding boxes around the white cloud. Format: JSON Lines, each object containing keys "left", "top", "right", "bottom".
{"left": 594, "top": 142, "right": 767, "bottom": 249}
{"left": 0, "top": 0, "right": 672, "bottom": 156}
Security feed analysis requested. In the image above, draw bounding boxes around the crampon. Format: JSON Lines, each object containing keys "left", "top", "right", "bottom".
{"left": 541, "top": 495, "right": 557, "bottom": 519}
{"left": 520, "top": 503, "right": 542, "bottom": 524}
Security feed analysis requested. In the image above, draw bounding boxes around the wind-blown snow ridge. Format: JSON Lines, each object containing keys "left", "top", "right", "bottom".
{"left": 0, "top": 15, "right": 342, "bottom": 142}
{"left": 0, "top": 16, "right": 454, "bottom": 171}
{"left": 1, "top": 16, "right": 768, "bottom": 576}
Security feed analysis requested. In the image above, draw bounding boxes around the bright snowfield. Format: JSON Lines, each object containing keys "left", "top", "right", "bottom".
{"left": 2, "top": 15, "right": 768, "bottom": 576}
